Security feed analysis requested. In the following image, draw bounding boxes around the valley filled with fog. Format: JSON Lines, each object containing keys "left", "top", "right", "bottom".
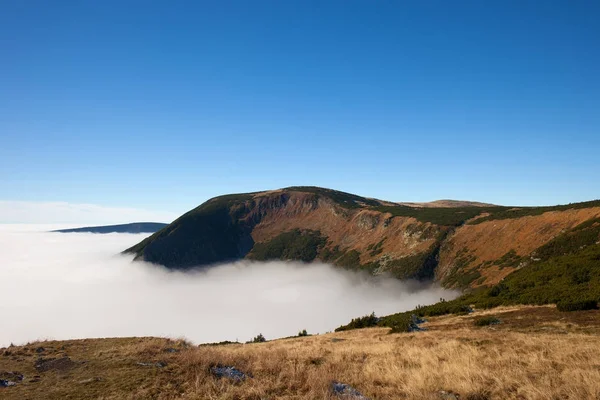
{"left": 0, "top": 225, "right": 458, "bottom": 346}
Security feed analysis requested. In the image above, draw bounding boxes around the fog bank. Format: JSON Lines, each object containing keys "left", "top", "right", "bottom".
{"left": 0, "top": 225, "right": 458, "bottom": 346}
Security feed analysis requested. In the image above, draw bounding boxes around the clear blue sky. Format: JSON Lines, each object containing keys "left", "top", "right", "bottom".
{"left": 1, "top": 1, "right": 599, "bottom": 217}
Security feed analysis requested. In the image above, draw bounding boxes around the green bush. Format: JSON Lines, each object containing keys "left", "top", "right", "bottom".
{"left": 335, "top": 250, "right": 362, "bottom": 269}
{"left": 249, "top": 333, "right": 266, "bottom": 343}
{"left": 385, "top": 314, "right": 413, "bottom": 333}
{"left": 556, "top": 300, "right": 598, "bottom": 312}
{"left": 473, "top": 316, "right": 500, "bottom": 326}
{"left": 298, "top": 329, "right": 308, "bottom": 337}
{"left": 335, "top": 312, "right": 378, "bottom": 332}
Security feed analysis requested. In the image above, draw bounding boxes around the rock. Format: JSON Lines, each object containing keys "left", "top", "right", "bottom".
{"left": 331, "top": 382, "right": 370, "bottom": 399}
{"left": 35, "top": 347, "right": 45, "bottom": 353}
{"left": 0, "top": 372, "right": 23, "bottom": 382}
{"left": 78, "top": 377, "right": 101, "bottom": 384}
{"left": 438, "top": 390, "right": 460, "bottom": 399}
{"left": 163, "top": 348, "right": 179, "bottom": 353}
{"left": 35, "top": 357, "right": 78, "bottom": 373}
{"left": 136, "top": 362, "right": 167, "bottom": 368}
{"left": 210, "top": 365, "right": 247, "bottom": 382}
{"left": 408, "top": 314, "right": 427, "bottom": 332}
{"left": 0, "top": 380, "right": 16, "bottom": 387}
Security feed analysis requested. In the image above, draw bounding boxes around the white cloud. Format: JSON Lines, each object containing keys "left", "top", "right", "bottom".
{"left": 0, "top": 225, "right": 459, "bottom": 346}
{"left": 0, "top": 201, "right": 179, "bottom": 225}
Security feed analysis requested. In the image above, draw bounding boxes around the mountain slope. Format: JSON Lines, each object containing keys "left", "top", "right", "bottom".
{"left": 125, "top": 187, "right": 600, "bottom": 288}
{"left": 53, "top": 222, "right": 168, "bottom": 234}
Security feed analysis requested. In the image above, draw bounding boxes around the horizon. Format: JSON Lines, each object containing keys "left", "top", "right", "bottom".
{"left": 2, "top": 1, "right": 599, "bottom": 224}
{"left": 1, "top": 184, "right": 599, "bottom": 225}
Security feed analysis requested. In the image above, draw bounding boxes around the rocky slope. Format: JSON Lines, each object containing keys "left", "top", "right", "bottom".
{"left": 125, "top": 187, "right": 600, "bottom": 289}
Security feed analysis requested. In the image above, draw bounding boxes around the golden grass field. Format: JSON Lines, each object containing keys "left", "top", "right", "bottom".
{"left": 1, "top": 305, "right": 600, "bottom": 400}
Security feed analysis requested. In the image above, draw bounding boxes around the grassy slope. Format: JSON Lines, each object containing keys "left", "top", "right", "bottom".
{"left": 338, "top": 218, "right": 600, "bottom": 333}
{"left": 2, "top": 306, "right": 600, "bottom": 399}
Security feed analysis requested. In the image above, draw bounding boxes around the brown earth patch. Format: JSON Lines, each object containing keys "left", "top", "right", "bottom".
{"left": 438, "top": 207, "right": 600, "bottom": 285}
{"left": 249, "top": 193, "right": 438, "bottom": 265}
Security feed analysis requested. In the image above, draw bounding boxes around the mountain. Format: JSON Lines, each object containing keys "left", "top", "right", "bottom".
{"left": 125, "top": 187, "right": 600, "bottom": 289}
{"left": 53, "top": 222, "right": 168, "bottom": 234}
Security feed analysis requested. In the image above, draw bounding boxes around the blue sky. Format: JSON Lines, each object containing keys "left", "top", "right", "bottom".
{"left": 1, "top": 1, "right": 599, "bottom": 221}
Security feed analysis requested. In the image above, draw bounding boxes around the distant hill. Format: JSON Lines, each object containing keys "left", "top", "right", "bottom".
{"left": 53, "top": 222, "right": 168, "bottom": 234}
{"left": 397, "top": 199, "right": 497, "bottom": 208}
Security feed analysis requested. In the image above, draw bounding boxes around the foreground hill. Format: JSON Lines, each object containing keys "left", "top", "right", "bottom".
{"left": 125, "top": 187, "right": 600, "bottom": 289}
{"left": 53, "top": 222, "right": 168, "bottom": 234}
{"left": 1, "top": 305, "right": 599, "bottom": 399}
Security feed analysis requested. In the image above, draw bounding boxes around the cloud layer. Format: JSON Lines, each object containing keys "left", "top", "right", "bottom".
{"left": 0, "top": 225, "right": 458, "bottom": 346}
{"left": 0, "top": 201, "right": 178, "bottom": 224}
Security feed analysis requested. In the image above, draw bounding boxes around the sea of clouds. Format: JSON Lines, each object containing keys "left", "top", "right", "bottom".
{"left": 0, "top": 225, "right": 458, "bottom": 346}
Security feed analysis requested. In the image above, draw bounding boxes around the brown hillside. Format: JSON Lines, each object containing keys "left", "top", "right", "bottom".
{"left": 126, "top": 187, "right": 600, "bottom": 289}
{"left": 438, "top": 207, "right": 600, "bottom": 287}
{"left": 250, "top": 192, "right": 440, "bottom": 273}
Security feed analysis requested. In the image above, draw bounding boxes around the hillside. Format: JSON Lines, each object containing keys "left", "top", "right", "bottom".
{"left": 1, "top": 305, "right": 599, "bottom": 399}
{"left": 53, "top": 223, "right": 168, "bottom": 234}
{"left": 125, "top": 187, "right": 600, "bottom": 288}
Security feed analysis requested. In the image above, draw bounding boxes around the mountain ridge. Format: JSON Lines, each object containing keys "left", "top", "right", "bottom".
{"left": 125, "top": 187, "right": 600, "bottom": 289}
{"left": 53, "top": 222, "right": 168, "bottom": 234}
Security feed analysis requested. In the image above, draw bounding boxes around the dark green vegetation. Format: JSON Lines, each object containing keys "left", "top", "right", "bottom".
{"left": 334, "top": 249, "right": 362, "bottom": 269}
{"left": 53, "top": 222, "right": 168, "bottom": 234}
{"left": 248, "top": 229, "right": 326, "bottom": 262}
{"left": 374, "top": 199, "right": 600, "bottom": 227}
{"left": 373, "top": 205, "right": 493, "bottom": 226}
{"left": 249, "top": 334, "right": 266, "bottom": 343}
{"left": 470, "top": 200, "right": 600, "bottom": 225}
{"left": 125, "top": 193, "right": 258, "bottom": 268}
{"left": 335, "top": 312, "right": 378, "bottom": 332}
{"left": 556, "top": 300, "right": 598, "bottom": 312}
{"left": 442, "top": 249, "right": 525, "bottom": 288}
{"left": 383, "top": 245, "right": 441, "bottom": 280}
{"left": 338, "top": 219, "right": 600, "bottom": 332}
{"left": 473, "top": 316, "right": 501, "bottom": 326}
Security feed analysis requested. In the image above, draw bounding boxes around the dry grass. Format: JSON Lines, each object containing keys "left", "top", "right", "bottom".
{"left": 2, "top": 306, "right": 600, "bottom": 399}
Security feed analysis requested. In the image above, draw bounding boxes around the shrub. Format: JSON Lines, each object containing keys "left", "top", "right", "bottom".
{"left": 298, "top": 329, "right": 308, "bottom": 337}
{"left": 386, "top": 314, "right": 413, "bottom": 333}
{"left": 249, "top": 229, "right": 326, "bottom": 262}
{"left": 335, "top": 250, "right": 361, "bottom": 268}
{"left": 335, "top": 312, "right": 378, "bottom": 332}
{"left": 556, "top": 300, "right": 598, "bottom": 312}
{"left": 249, "top": 333, "right": 266, "bottom": 343}
{"left": 473, "top": 316, "right": 501, "bottom": 326}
